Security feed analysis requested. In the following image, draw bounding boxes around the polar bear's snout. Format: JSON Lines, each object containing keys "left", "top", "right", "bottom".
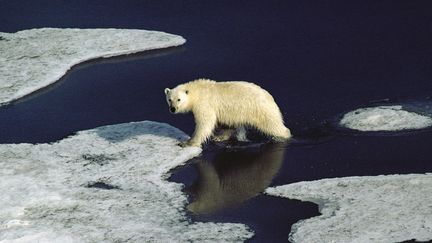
{"left": 170, "top": 106, "right": 176, "bottom": 113}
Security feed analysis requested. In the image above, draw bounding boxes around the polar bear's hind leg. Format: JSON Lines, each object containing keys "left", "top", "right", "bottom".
{"left": 235, "top": 126, "right": 249, "bottom": 142}
{"left": 254, "top": 115, "right": 291, "bottom": 141}
{"left": 212, "top": 128, "right": 235, "bottom": 142}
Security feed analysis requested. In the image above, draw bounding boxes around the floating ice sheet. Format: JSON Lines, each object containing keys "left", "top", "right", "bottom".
{"left": 266, "top": 174, "right": 432, "bottom": 243}
{"left": 0, "top": 28, "right": 185, "bottom": 105}
{"left": 0, "top": 121, "right": 253, "bottom": 242}
{"left": 339, "top": 105, "right": 432, "bottom": 131}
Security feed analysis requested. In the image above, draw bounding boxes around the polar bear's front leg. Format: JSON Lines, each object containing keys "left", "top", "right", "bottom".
{"left": 180, "top": 112, "right": 217, "bottom": 148}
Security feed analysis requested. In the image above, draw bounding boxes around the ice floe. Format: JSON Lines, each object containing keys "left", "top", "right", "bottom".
{"left": 266, "top": 174, "right": 432, "bottom": 243}
{"left": 340, "top": 105, "right": 432, "bottom": 131}
{"left": 0, "top": 121, "right": 253, "bottom": 242}
{"left": 0, "top": 28, "right": 185, "bottom": 105}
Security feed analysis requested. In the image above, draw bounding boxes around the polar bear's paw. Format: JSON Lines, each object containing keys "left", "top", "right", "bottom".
{"left": 178, "top": 140, "right": 201, "bottom": 148}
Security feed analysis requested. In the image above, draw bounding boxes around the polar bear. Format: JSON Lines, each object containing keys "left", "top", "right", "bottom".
{"left": 164, "top": 79, "right": 291, "bottom": 147}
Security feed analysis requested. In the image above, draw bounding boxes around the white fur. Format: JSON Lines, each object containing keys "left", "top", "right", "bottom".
{"left": 165, "top": 79, "right": 291, "bottom": 147}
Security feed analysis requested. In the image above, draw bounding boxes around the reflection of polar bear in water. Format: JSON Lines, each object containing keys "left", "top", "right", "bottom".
{"left": 165, "top": 79, "right": 291, "bottom": 147}
{"left": 187, "top": 142, "right": 286, "bottom": 214}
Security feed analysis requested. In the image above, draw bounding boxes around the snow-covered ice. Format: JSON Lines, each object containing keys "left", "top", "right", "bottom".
{"left": 0, "top": 121, "right": 253, "bottom": 242}
{"left": 0, "top": 28, "right": 185, "bottom": 105}
{"left": 266, "top": 174, "right": 432, "bottom": 243}
{"left": 340, "top": 105, "right": 432, "bottom": 131}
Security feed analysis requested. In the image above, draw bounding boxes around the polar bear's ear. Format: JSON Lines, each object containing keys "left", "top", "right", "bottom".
{"left": 185, "top": 90, "right": 189, "bottom": 95}
{"left": 164, "top": 88, "right": 171, "bottom": 95}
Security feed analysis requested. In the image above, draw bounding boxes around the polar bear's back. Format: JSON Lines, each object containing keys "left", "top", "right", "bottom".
{"left": 187, "top": 79, "right": 284, "bottom": 127}
{"left": 216, "top": 81, "right": 273, "bottom": 98}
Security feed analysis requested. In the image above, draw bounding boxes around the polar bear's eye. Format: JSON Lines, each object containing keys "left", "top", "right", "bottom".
{"left": 177, "top": 99, "right": 181, "bottom": 102}
{"left": 169, "top": 99, "right": 172, "bottom": 102}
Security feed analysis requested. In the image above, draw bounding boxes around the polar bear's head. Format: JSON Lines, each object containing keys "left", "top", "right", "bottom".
{"left": 164, "top": 87, "right": 190, "bottom": 114}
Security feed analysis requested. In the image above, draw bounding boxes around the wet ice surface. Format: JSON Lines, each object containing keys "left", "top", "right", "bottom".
{"left": 340, "top": 105, "right": 432, "bottom": 131}
{"left": 266, "top": 174, "right": 432, "bottom": 243}
{"left": 0, "top": 28, "right": 185, "bottom": 105}
{"left": 0, "top": 121, "right": 253, "bottom": 242}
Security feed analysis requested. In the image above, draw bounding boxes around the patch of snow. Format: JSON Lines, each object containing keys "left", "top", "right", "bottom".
{"left": 0, "top": 121, "right": 253, "bottom": 242}
{"left": 0, "top": 28, "right": 185, "bottom": 105}
{"left": 266, "top": 174, "right": 432, "bottom": 243}
{"left": 340, "top": 105, "right": 432, "bottom": 131}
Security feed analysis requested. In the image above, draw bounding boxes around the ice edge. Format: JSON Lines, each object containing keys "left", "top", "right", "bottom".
{"left": 0, "top": 28, "right": 186, "bottom": 106}
{"left": 0, "top": 121, "right": 253, "bottom": 242}
{"left": 265, "top": 173, "right": 432, "bottom": 243}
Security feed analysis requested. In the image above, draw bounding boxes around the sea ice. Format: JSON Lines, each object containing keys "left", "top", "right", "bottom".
{"left": 266, "top": 174, "right": 432, "bottom": 243}
{"left": 340, "top": 105, "right": 432, "bottom": 131}
{"left": 0, "top": 121, "right": 253, "bottom": 242}
{"left": 0, "top": 28, "right": 185, "bottom": 105}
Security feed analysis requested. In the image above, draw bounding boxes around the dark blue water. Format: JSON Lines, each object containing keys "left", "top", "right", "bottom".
{"left": 1, "top": 1, "right": 432, "bottom": 242}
